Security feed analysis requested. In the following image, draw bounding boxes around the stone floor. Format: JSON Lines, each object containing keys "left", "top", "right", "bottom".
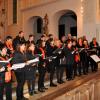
{"left": 10, "top": 69, "right": 100, "bottom": 100}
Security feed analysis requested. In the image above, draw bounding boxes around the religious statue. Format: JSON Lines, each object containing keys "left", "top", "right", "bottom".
{"left": 43, "top": 13, "right": 49, "bottom": 35}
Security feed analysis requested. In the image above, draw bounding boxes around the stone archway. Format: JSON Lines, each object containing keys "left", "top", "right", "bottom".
{"left": 26, "top": 16, "right": 43, "bottom": 41}
{"left": 52, "top": 9, "right": 77, "bottom": 39}
{"left": 58, "top": 10, "right": 77, "bottom": 39}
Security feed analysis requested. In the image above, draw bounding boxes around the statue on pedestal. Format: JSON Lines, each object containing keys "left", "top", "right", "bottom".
{"left": 43, "top": 13, "right": 49, "bottom": 35}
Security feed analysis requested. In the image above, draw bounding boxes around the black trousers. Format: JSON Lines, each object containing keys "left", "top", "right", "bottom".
{"left": 90, "top": 59, "right": 98, "bottom": 72}
{"left": 27, "top": 80, "right": 35, "bottom": 93}
{"left": 0, "top": 82, "right": 12, "bottom": 100}
{"left": 82, "top": 60, "right": 89, "bottom": 74}
{"left": 73, "top": 62, "right": 78, "bottom": 76}
{"left": 66, "top": 64, "right": 73, "bottom": 79}
{"left": 78, "top": 61, "right": 82, "bottom": 75}
{"left": 15, "top": 71, "right": 25, "bottom": 100}
{"left": 56, "top": 65, "right": 65, "bottom": 82}
{"left": 47, "top": 61, "right": 56, "bottom": 84}
{"left": 38, "top": 67, "right": 46, "bottom": 90}
{"left": 49, "top": 62, "right": 56, "bottom": 84}
{"left": 26, "top": 67, "right": 37, "bottom": 93}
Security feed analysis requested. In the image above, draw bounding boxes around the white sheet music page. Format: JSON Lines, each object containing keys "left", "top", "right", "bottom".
{"left": 90, "top": 55, "right": 100, "bottom": 63}
{"left": 27, "top": 58, "right": 39, "bottom": 64}
{"left": 0, "top": 57, "right": 12, "bottom": 63}
{"left": 11, "top": 63, "right": 25, "bottom": 70}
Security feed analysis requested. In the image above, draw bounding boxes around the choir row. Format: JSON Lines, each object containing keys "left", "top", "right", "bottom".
{"left": 0, "top": 31, "right": 100, "bottom": 100}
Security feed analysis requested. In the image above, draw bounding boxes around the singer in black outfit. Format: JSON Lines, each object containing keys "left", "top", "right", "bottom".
{"left": 0, "top": 44, "right": 12, "bottom": 100}
{"left": 54, "top": 40, "right": 65, "bottom": 84}
{"left": 77, "top": 38, "right": 84, "bottom": 76}
{"left": 90, "top": 37, "right": 99, "bottom": 72}
{"left": 13, "top": 31, "right": 26, "bottom": 50}
{"left": 12, "top": 42, "right": 28, "bottom": 100}
{"left": 37, "top": 41, "right": 47, "bottom": 92}
{"left": 46, "top": 39, "right": 57, "bottom": 87}
{"left": 72, "top": 40, "right": 79, "bottom": 77}
{"left": 82, "top": 40, "right": 89, "bottom": 74}
{"left": 25, "top": 43, "right": 38, "bottom": 96}
{"left": 63, "top": 40, "right": 75, "bottom": 81}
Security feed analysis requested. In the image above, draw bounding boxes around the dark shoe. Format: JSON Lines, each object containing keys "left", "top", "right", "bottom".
{"left": 83, "top": 72, "right": 87, "bottom": 75}
{"left": 74, "top": 73, "right": 78, "bottom": 76}
{"left": 42, "top": 87, "right": 48, "bottom": 90}
{"left": 60, "top": 80, "right": 65, "bottom": 83}
{"left": 94, "top": 69, "right": 97, "bottom": 72}
{"left": 22, "top": 97, "right": 29, "bottom": 100}
{"left": 38, "top": 88, "right": 45, "bottom": 92}
{"left": 50, "top": 83, "right": 57, "bottom": 87}
{"left": 84, "top": 73, "right": 88, "bottom": 75}
{"left": 29, "top": 91, "right": 33, "bottom": 96}
{"left": 78, "top": 74, "right": 82, "bottom": 77}
{"left": 67, "top": 78, "right": 71, "bottom": 81}
{"left": 57, "top": 81, "right": 62, "bottom": 84}
{"left": 34, "top": 91, "right": 38, "bottom": 94}
{"left": 71, "top": 78, "right": 74, "bottom": 80}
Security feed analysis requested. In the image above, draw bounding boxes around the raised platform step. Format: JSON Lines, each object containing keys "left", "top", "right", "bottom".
{"left": 37, "top": 70, "right": 100, "bottom": 100}
{"left": 9, "top": 69, "right": 100, "bottom": 100}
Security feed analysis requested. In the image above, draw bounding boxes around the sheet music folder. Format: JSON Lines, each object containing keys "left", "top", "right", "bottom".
{"left": 11, "top": 63, "right": 26, "bottom": 70}
{"left": 0, "top": 58, "right": 13, "bottom": 69}
{"left": 12, "top": 57, "right": 39, "bottom": 70}
{"left": 53, "top": 48, "right": 62, "bottom": 54}
{"left": 90, "top": 55, "right": 100, "bottom": 63}
{"left": 90, "top": 55, "right": 100, "bottom": 68}
{"left": 45, "top": 56, "right": 57, "bottom": 60}
{"left": 0, "top": 58, "right": 12, "bottom": 63}
{"left": 27, "top": 57, "right": 39, "bottom": 64}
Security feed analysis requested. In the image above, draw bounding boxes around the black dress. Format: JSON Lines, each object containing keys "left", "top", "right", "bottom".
{"left": 13, "top": 36, "right": 26, "bottom": 50}
{"left": 63, "top": 46, "right": 74, "bottom": 80}
{"left": 46, "top": 44, "right": 57, "bottom": 85}
{"left": 37, "top": 47, "right": 47, "bottom": 91}
{"left": 25, "top": 52, "right": 37, "bottom": 80}
{"left": 25, "top": 51, "right": 37, "bottom": 94}
{"left": 54, "top": 46, "right": 65, "bottom": 83}
{"left": 89, "top": 41, "right": 99, "bottom": 72}
{"left": 12, "top": 51, "right": 26, "bottom": 100}
{"left": 77, "top": 44, "right": 84, "bottom": 75}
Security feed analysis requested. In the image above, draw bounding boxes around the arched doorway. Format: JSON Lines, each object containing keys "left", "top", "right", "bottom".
{"left": 31, "top": 16, "right": 43, "bottom": 34}
{"left": 58, "top": 10, "right": 77, "bottom": 39}
{"left": 27, "top": 16, "right": 43, "bottom": 41}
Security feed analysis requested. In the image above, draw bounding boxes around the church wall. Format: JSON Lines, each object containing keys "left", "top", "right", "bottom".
{"left": 21, "top": 0, "right": 82, "bottom": 39}
{"left": 20, "top": 0, "right": 58, "bottom": 10}
{"left": 96, "top": 0, "right": 100, "bottom": 44}
{"left": 7, "top": 0, "right": 23, "bottom": 38}
{"left": 0, "top": 0, "right": 8, "bottom": 40}
{"left": 6, "top": 0, "right": 99, "bottom": 42}
{"left": 82, "top": 0, "right": 97, "bottom": 42}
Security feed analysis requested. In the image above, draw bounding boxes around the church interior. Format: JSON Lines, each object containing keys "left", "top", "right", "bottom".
{"left": 0, "top": 0, "right": 100, "bottom": 100}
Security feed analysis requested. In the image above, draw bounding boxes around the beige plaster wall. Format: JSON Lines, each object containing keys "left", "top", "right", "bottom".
{"left": 83, "top": 0, "right": 97, "bottom": 42}
{"left": 21, "top": 0, "right": 82, "bottom": 39}
{"left": 6, "top": 0, "right": 100, "bottom": 42}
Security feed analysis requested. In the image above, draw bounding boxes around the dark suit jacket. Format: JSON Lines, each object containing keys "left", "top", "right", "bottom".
{"left": 12, "top": 51, "right": 26, "bottom": 72}
{"left": 13, "top": 36, "right": 26, "bottom": 50}
{"left": 63, "top": 47, "right": 74, "bottom": 65}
